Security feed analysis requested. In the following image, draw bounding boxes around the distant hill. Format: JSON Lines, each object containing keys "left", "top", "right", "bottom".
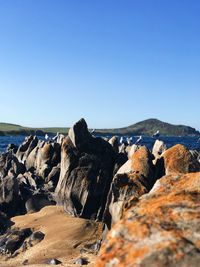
{"left": 95, "top": 119, "right": 200, "bottom": 136}
{"left": 0, "top": 119, "right": 199, "bottom": 136}
{"left": 0, "top": 123, "right": 68, "bottom": 136}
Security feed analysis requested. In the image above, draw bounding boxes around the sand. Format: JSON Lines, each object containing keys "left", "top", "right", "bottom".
{"left": 0, "top": 206, "right": 103, "bottom": 267}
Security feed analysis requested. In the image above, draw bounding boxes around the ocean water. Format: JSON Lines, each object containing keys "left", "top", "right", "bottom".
{"left": 0, "top": 135, "right": 200, "bottom": 154}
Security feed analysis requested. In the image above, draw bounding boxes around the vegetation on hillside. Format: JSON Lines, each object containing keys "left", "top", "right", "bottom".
{"left": 0, "top": 119, "right": 199, "bottom": 136}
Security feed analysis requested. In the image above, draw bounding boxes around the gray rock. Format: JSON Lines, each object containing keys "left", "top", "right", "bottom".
{"left": 56, "top": 119, "right": 116, "bottom": 221}
{"left": 74, "top": 257, "right": 89, "bottom": 265}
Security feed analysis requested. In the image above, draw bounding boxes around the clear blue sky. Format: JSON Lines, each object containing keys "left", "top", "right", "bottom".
{"left": 0, "top": 0, "right": 200, "bottom": 130}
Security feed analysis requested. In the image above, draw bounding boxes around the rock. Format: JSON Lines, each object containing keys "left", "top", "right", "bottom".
{"left": 0, "top": 228, "right": 32, "bottom": 255}
{"left": 29, "top": 231, "right": 45, "bottom": 246}
{"left": 25, "top": 193, "right": 55, "bottom": 213}
{"left": 26, "top": 141, "right": 61, "bottom": 179}
{"left": 6, "top": 143, "right": 18, "bottom": 154}
{"left": 74, "top": 257, "right": 89, "bottom": 265}
{"left": 0, "top": 173, "right": 21, "bottom": 217}
{"left": 152, "top": 139, "right": 167, "bottom": 161}
{"left": 0, "top": 153, "right": 25, "bottom": 178}
{"left": 47, "top": 258, "right": 62, "bottom": 265}
{"left": 56, "top": 134, "right": 65, "bottom": 144}
{"left": 127, "top": 144, "right": 140, "bottom": 159}
{"left": 0, "top": 211, "right": 9, "bottom": 234}
{"left": 56, "top": 119, "right": 116, "bottom": 220}
{"left": 108, "top": 136, "right": 119, "bottom": 153}
{"left": 16, "top": 136, "right": 38, "bottom": 163}
{"left": 68, "top": 118, "right": 91, "bottom": 150}
{"left": 104, "top": 146, "right": 155, "bottom": 228}
{"left": 45, "top": 165, "right": 60, "bottom": 187}
{"left": 155, "top": 144, "right": 200, "bottom": 178}
{"left": 96, "top": 172, "right": 200, "bottom": 267}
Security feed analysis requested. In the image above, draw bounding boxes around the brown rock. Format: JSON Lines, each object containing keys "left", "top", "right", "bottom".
{"left": 104, "top": 146, "right": 155, "bottom": 228}
{"left": 156, "top": 144, "right": 200, "bottom": 178}
{"left": 97, "top": 172, "right": 200, "bottom": 267}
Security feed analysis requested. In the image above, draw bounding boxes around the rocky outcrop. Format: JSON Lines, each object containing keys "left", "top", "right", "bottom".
{"left": 26, "top": 141, "right": 61, "bottom": 179}
{"left": 104, "top": 146, "right": 155, "bottom": 228}
{"left": 156, "top": 144, "right": 200, "bottom": 178}
{"left": 56, "top": 118, "right": 116, "bottom": 220}
{"left": 0, "top": 154, "right": 25, "bottom": 217}
{"left": 97, "top": 172, "right": 200, "bottom": 267}
{"left": 16, "top": 135, "right": 38, "bottom": 163}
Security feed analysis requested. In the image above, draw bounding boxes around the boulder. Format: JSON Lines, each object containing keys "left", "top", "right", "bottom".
{"left": 0, "top": 228, "right": 32, "bottom": 255}
{"left": 56, "top": 119, "right": 116, "bottom": 220}
{"left": 155, "top": 144, "right": 200, "bottom": 178}
{"left": 96, "top": 172, "right": 200, "bottom": 267}
{"left": 104, "top": 146, "right": 155, "bottom": 228}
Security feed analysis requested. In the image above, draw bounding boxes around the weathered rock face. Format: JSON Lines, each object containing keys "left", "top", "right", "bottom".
{"left": 25, "top": 141, "right": 61, "bottom": 179}
{"left": 97, "top": 172, "right": 200, "bottom": 267}
{"left": 104, "top": 146, "right": 155, "bottom": 228}
{"left": 56, "top": 119, "right": 116, "bottom": 220}
{"left": 16, "top": 135, "right": 38, "bottom": 163}
{"left": 156, "top": 144, "right": 200, "bottom": 178}
{"left": 0, "top": 154, "right": 26, "bottom": 217}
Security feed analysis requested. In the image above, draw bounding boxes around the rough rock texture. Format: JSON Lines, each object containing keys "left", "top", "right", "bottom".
{"left": 104, "top": 146, "right": 155, "bottom": 228}
{"left": 16, "top": 135, "right": 38, "bottom": 163}
{"left": 156, "top": 144, "right": 200, "bottom": 178}
{"left": 97, "top": 172, "right": 200, "bottom": 267}
{"left": 25, "top": 141, "right": 61, "bottom": 179}
{"left": 56, "top": 119, "right": 116, "bottom": 220}
{"left": 0, "top": 154, "right": 25, "bottom": 217}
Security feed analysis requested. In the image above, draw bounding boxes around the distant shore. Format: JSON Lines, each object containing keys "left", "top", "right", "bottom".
{"left": 0, "top": 118, "right": 199, "bottom": 136}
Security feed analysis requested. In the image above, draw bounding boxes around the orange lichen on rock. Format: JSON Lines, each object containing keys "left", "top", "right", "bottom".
{"left": 96, "top": 172, "right": 200, "bottom": 267}
{"left": 131, "top": 146, "right": 154, "bottom": 177}
{"left": 158, "top": 144, "right": 200, "bottom": 176}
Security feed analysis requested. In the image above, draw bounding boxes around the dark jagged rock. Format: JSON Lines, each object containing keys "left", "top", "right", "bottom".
{"left": 0, "top": 173, "right": 21, "bottom": 217}
{"left": 68, "top": 118, "right": 91, "bottom": 150}
{"left": 6, "top": 143, "right": 18, "bottom": 154}
{"left": 103, "top": 146, "right": 155, "bottom": 228}
{"left": 0, "top": 153, "right": 25, "bottom": 178}
{"left": 0, "top": 228, "right": 32, "bottom": 255}
{"left": 0, "top": 212, "right": 10, "bottom": 235}
{"left": 45, "top": 165, "right": 60, "bottom": 188}
{"left": 16, "top": 136, "right": 38, "bottom": 163}
{"left": 25, "top": 141, "right": 61, "bottom": 179}
{"left": 56, "top": 119, "right": 116, "bottom": 221}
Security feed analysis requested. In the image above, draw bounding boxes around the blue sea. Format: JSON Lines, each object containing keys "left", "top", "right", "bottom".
{"left": 0, "top": 135, "right": 200, "bottom": 154}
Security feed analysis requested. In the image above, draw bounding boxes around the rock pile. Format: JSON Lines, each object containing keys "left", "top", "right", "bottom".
{"left": 0, "top": 118, "right": 200, "bottom": 266}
